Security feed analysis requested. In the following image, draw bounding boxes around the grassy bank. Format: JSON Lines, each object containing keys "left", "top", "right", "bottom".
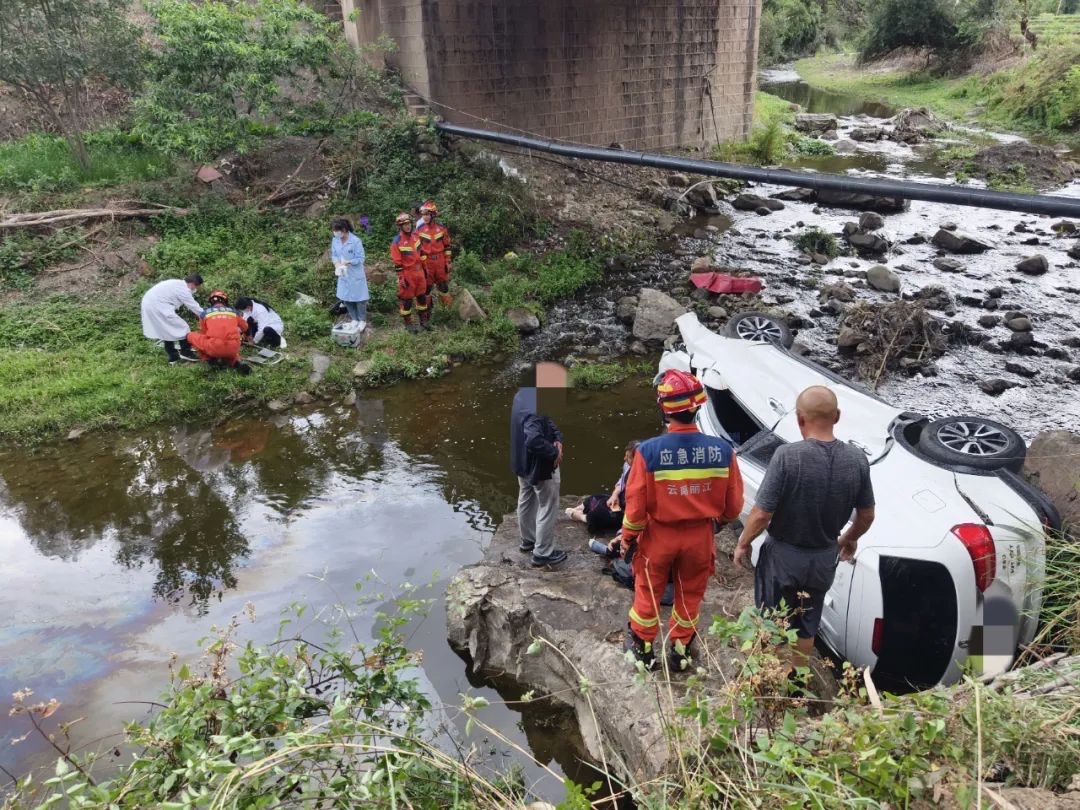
{"left": 713, "top": 90, "right": 837, "bottom": 165}
{"left": 795, "top": 47, "right": 1080, "bottom": 145}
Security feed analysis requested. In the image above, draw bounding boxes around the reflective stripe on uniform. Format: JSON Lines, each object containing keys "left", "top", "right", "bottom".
{"left": 629, "top": 607, "right": 659, "bottom": 628}
{"left": 653, "top": 467, "right": 729, "bottom": 481}
{"left": 622, "top": 517, "right": 646, "bottom": 531}
{"left": 671, "top": 607, "right": 698, "bottom": 629}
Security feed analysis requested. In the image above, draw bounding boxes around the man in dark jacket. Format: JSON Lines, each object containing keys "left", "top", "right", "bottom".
{"left": 510, "top": 363, "right": 567, "bottom": 567}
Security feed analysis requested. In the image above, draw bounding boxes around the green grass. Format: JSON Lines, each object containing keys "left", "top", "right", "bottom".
{"left": 794, "top": 226, "right": 839, "bottom": 258}
{"left": 568, "top": 359, "right": 653, "bottom": 389}
{"left": 714, "top": 91, "right": 835, "bottom": 165}
{"left": 0, "top": 130, "right": 174, "bottom": 192}
{"left": 1027, "top": 12, "right": 1080, "bottom": 39}
{"left": 795, "top": 51, "right": 1080, "bottom": 144}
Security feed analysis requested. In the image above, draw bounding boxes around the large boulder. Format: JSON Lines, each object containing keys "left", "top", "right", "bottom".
{"left": 850, "top": 126, "right": 885, "bottom": 142}
{"left": 1016, "top": 254, "right": 1049, "bottom": 276}
{"left": 890, "top": 107, "right": 946, "bottom": 143}
{"left": 847, "top": 230, "right": 890, "bottom": 256}
{"left": 816, "top": 189, "right": 909, "bottom": 213}
{"left": 794, "top": 113, "right": 838, "bottom": 134}
{"left": 506, "top": 308, "right": 541, "bottom": 335}
{"left": 731, "top": 193, "right": 784, "bottom": 212}
{"left": 632, "top": 288, "right": 687, "bottom": 343}
{"left": 867, "top": 265, "right": 901, "bottom": 293}
{"left": 446, "top": 505, "right": 770, "bottom": 784}
{"left": 932, "top": 229, "right": 992, "bottom": 254}
{"left": 1025, "top": 431, "right": 1080, "bottom": 531}
{"left": 615, "top": 295, "right": 638, "bottom": 324}
{"left": 683, "top": 182, "right": 721, "bottom": 212}
{"left": 859, "top": 211, "right": 886, "bottom": 231}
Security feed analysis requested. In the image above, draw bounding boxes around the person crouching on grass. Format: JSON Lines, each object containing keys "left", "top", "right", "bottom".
{"left": 186, "top": 290, "right": 251, "bottom": 375}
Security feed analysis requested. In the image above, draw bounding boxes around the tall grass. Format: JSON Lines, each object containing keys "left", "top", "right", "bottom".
{"left": 0, "top": 131, "right": 173, "bottom": 192}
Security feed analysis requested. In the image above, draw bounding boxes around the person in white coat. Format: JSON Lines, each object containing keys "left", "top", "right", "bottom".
{"left": 141, "top": 274, "right": 204, "bottom": 363}
{"left": 235, "top": 296, "right": 286, "bottom": 349}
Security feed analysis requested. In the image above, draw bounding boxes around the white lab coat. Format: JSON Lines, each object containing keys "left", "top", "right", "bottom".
{"left": 246, "top": 300, "right": 284, "bottom": 343}
{"left": 141, "top": 279, "right": 202, "bottom": 341}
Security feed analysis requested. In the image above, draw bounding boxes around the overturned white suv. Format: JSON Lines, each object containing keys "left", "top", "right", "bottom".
{"left": 660, "top": 311, "right": 1059, "bottom": 690}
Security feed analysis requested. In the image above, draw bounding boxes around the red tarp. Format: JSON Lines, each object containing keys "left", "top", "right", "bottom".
{"left": 689, "top": 272, "right": 763, "bottom": 295}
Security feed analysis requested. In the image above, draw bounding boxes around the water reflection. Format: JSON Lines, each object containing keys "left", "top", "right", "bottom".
{"left": 0, "top": 365, "right": 661, "bottom": 792}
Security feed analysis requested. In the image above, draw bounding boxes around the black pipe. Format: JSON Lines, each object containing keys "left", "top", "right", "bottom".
{"left": 436, "top": 122, "right": 1080, "bottom": 218}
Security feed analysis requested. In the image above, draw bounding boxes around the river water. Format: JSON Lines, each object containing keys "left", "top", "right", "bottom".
{"left": 3, "top": 68, "right": 1079, "bottom": 800}
{"left": 0, "top": 367, "right": 660, "bottom": 798}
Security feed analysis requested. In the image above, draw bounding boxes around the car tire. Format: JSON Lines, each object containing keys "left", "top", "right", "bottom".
{"left": 724, "top": 311, "right": 794, "bottom": 348}
{"left": 916, "top": 416, "right": 1026, "bottom": 473}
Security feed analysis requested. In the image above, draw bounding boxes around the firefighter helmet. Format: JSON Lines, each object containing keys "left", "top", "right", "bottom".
{"left": 655, "top": 369, "right": 706, "bottom": 415}
{"left": 395, "top": 212, "right": 412, "bottom": 227}
{"left": 208, "top": 289, "right": 229, "bottom": 305}
{"left": 419, "top": 200, "right": 438, "bottom": 215}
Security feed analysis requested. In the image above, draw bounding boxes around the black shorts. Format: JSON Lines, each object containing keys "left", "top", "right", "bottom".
{"left": 754, "top": 538, "right": 838, "bottom": 639}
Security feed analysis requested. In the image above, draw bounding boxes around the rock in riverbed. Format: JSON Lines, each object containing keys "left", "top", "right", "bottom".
{"left": 932, "top": 229, "right": 991, "bottom": 254}
{"left": 446, "top": 503, "right": 807, "bottom": 783}
{"left": 867, "top": 265, "right": 901, "bottom": 293}
{"left": 1025, "top": 431, "right": 1080, "bottom": 532}
{"left": 507, "top": 308, "right": 541, "bottom": 334}
{"left": 1016, "top": 254, "right": 1049, "bottom": 276}
{"left": 632, "top": 288, "right": 687, "bottom": 344}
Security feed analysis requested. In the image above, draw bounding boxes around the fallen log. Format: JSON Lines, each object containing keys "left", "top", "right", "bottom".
{"left": 0, "top": 204, "right": 187, "bottom": 230}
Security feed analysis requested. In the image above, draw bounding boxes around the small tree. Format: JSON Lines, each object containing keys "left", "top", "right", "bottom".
{"left": 0, "top": 0, "right": 143, "bottom": 169}
{"left": 134, "top": 0, "right": 338, "bottom": 161}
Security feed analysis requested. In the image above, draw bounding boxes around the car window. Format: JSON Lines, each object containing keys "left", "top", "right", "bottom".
{"left": 737, "top": 430, "right": 786, "bottom": 467}
{"left": 706, "top": 386, "right": 764, "bottom": 447}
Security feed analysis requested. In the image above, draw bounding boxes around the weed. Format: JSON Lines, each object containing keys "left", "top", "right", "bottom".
{"left": 569, "top": 359, "right": 653, "bottom": 389}
{"left": 0, "top": 131, "right": 172, "bottom": 192}
{"left": 791, "top": 136, "right": 837, "bottom": 156}
{"left": 986, "top": 163, "right": 1034, "bottom": 192}
{"left": 794, "top": 226, "right": 840, "bottom": 258}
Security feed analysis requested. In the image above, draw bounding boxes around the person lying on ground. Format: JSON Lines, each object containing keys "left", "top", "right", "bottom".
{"left": 235, "top": 296, "right": 285, "bottom": 349}
{"left": 566, "top": 439, "right": 641, "bottom": 534}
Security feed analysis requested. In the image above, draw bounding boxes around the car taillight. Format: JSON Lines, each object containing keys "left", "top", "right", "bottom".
{"left": 952, "top": 523, "right": 996, "bottom": 592}
{"left": 871, "top": 618, "right": 884, "bottom": 655}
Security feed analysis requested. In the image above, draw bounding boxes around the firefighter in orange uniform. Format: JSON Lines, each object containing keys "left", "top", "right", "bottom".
{"left": 619, "top": 370, "right": 744, "bottom": 671}
{"left": 186, "top": 290, "right": 251, "bottom": 375}
{"left": 416, "top": 200, "right": 453, "bottom": 307}
{"left": 390, "top": 212, "right": 430, "bottom": 332}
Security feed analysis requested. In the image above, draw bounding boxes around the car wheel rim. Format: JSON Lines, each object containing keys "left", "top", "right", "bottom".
{"left": 936, "top": 421, "right": 1011, "bottom": 457}
{"left": 735, "top": 316, "right": 783, "bottom": 343}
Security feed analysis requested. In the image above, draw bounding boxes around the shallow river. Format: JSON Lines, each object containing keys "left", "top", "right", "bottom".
{"left": 0, "top": 367, "right": 660, "bottom": 798}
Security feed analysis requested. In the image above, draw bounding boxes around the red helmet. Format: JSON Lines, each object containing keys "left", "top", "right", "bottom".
{"left": 656, "top": 369, "right": 706, "bottom": 415}
{"left": 419, "top": 200, "right": 438, "bottom": 215}
{"left": 208, "top": 289, "right": 229, "bottom": 305}
{"left": 395, "top": 212, "right": 412, "bottom": 227}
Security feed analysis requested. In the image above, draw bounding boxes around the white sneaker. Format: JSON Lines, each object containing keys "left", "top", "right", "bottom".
{"left": 278, "top": 337, "right": 287, "bottom": 349}
{"left": 356, "top": 320, "right": 367, "bottom": 333}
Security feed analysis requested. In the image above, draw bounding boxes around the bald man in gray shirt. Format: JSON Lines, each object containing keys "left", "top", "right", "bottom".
{"left": 734, "top": 386, "right": 876, "bottom": 667}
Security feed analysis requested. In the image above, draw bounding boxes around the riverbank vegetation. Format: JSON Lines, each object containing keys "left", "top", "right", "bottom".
{"left": 786, "top": 0, "right": 1080, "bottom": 144}
{"left": 7, "top": 558, "right": 1080, "bottom": 809}
{"left": 0, "top": 0, "right": 657, "bottom": 444}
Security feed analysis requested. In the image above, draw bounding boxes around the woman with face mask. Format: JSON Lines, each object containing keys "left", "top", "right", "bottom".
{"left": 330, "top": 217, "right": 369, "bottom": 330}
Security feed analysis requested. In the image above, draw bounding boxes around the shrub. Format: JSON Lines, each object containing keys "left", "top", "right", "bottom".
{"left": 794, "top": 226, "right": 840, "bottom": 258}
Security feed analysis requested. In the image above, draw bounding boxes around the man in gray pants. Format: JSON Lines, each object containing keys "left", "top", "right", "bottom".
{"left": 510, "top": 362, "right": 567, "bottom": 567}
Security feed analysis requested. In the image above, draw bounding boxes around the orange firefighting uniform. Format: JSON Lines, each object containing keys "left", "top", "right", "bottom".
{"left": 621, "top": 422, "right": 744, "bottom": 644}
{"left": 390, "top": 232, "right": 429, "bottom": 324}
{"left": 416, "top": 220, "right": 452, "bottom": 289}
{"left": 186, "top": 305, "right": 248, "bottom": 365}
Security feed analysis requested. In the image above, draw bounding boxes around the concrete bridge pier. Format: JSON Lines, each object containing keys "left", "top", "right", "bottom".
{"left": 339, "top": 0, "right": 762, "bottom": 151}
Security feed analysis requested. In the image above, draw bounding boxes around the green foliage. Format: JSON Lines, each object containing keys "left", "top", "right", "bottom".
{"left": 1031, "top": 526, "right": 1080, "bottom": 652}
{"left": 861, "top": 0, "right": 966, "bottom": 61}
{"left": 791, "top": 136, "right": 837, "bottom": 156}
{"left": 794, "top": 226, "right": 840, "bottom": 258}
{"left": 134, "top": 0, "right": 338, "bottom": 160}
{"left": 344, "top": 121, "right": 540, "bottom": 260}
{"left": 983, "top": 38, "right": 1080, "bottom": 132}
{"left": 986, "top": 163, "right": 1034, "bottom": 192}
{"left": 3, "top": 594, "right": 526, "bottom": 809}
{"left": 0, "top": 0, "right": 142, "bottom": 168}
{"left": 0, "top": 131, "right": 172, "bottom": 192}
{"left": 759, "top": 0, "right": 825, "bottom": 64}
{"left": 569, "top": 360, "right": 653, "bottom": 389}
